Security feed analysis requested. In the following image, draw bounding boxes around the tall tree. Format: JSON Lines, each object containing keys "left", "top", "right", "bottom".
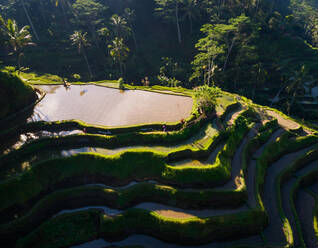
{"left": 190, "top": 24, "right": 225, "bottom": 85}
{"left": 0, "top": 15, "right": 6, "bottom": 46}
{"left": 123, "top": 8, "right": 138, "bottom": 50}
{"left": 108, "top": 37, "right": 130, "bottom": 76}
{"left": 72, "top": 0, "right": 108, "bottom": 61}
{"left": 181, "top": 0, "right": 201, "bottom": 33}
{"left": 21, "top": 0, "right": 39, "bottom": 41}
{"left": 70, "top": 30, "right": 93, "bottom": 78}
{"left": 155, "top": 0, "right": 183, "bottom": 43}
{"left": 285, "top": 65, "right": 308, "bottom": 115}
{"left": 109, "top": 14, "right": 131, "bottom": 39}
{"left": 1, "top": 18, "right": 35, "bottom": 72}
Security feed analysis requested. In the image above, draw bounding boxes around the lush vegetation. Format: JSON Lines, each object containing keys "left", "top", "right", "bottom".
{"left": 0, "top": 70, "right": 36, "bottom": 119}
{"left": 1, "top": 0, "right": 318, "bottom": 121}
{"left": 1, "top": 1, "right": 318, "bottom": 248}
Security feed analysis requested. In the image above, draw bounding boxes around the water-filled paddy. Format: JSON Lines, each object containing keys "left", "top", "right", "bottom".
{"left": 30, "top": 85, "right": 193, "bottom": 126}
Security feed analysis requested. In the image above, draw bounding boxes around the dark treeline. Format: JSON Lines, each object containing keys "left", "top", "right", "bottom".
{"left": 0, "top": 0, "right": 318, "bottom": 120}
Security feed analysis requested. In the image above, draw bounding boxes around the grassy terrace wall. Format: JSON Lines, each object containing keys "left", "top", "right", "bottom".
{"left": 314, "top": 195, "right": 318, "bottom": 242}
{"left": 0, "top": 71, "right": 37, "bottom": 120}
{"left": 5, "top": 80, "right": 318, "bottom": 248}
{"left": 15, "top": 207, "right": 266, "bottom": 248}
{"left": 241, "top": 119, "right": 280, "bottom": 180}
{"left": 288, "top": 163, "right": 318, "bottom": 248}
{"left": 0, "top": 101, "right": 227, "bottom": 153}
{"left": 0, "top": 117, "right": 249, "bottom": 215}
{"left": 0, "top": 119, "right": 223, "bottom": 165}
{"left": 0, "top": 184, "right": 246, "bottom": 240}
{"left": 0, "top": 125, "right": 228, "bottom": 181}
{"left": 256, "top": 132, "right": 318, "bottom": 209}
{"left": 0, "top": 102, "right": 243, "bottom": 180}
{"left": 252, "top": 131, "right": 318, "bottom": 247}
{"left": 274, "top": 146, "right": 318, "bottom": 247}
{"left": 0, "top": 113, "right": 267, "bottom": 247}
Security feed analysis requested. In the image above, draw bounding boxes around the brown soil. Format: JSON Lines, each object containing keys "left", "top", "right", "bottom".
{"left": 266, "top": 110, "right": 300, "bottom": 130}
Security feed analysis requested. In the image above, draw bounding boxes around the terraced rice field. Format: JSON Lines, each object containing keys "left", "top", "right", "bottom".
{"left": 0, "top": 86, "right": 318, "bottom": 248}
{"left": 30, "top": 85, "right": 193, "bottom": 126}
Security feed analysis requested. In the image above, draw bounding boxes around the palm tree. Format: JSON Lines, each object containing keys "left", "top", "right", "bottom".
{"left": 110, "top": 14, "right": 131, "bottom": 38}
{"left": 2, "top": 18, "right": 35, "bottom": 72}
{"left": 108, "top": 37, "right": 130, "bottom": 76}
{"left": 70, "top": 30, "right": 93, "bottom": 78}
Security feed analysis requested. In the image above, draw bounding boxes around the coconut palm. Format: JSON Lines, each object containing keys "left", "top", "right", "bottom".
{"left": 2, "top": 18, "right": 35, "bottom": 72}
{"left": 108, "top": 37, "right": 130, "bottom": 76}
{"left": 70, "top": 30, "right": 93, "bottom": 78}
{"left": 110, "top": 14, "right": 131, "bottom": 38}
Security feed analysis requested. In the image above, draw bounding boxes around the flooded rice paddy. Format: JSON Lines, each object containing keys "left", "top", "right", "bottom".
{"left": 30, "top": 85, "right": 193, "bottom": 126}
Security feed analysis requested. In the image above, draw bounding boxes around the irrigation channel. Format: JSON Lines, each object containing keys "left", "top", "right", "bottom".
{"left": 0, "top": 84, "right": 318, "bottom": 248}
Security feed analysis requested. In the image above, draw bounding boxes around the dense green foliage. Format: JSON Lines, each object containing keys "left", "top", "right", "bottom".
{"left": 1, "top": 2, "right": 318, "bottom": 247}
{"left": 0, "top": 70, "right": 36, "bottom": 119}
{"left": 1, "top": 0, "right": 318, "bottom": 121}
{"left": 193, "top": 85, "right": 221, "bottom": 114}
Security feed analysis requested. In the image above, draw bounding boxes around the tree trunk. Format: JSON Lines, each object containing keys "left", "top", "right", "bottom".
{"left": 21, "top": 0, "right": 40, "bottom": 41}
{"left": 270, "top": 85, "right": 285, "bottom": 107}
{"left": 61, "top": 1, "right": 69, "bottom": 27}
{"left": 131, "top": 28, "right": 138, "bottom": 51}
{"left": 82, "top": 47, "right": 93, "bottom": 79}
{"left": 223, "top": 36, "right": 236, "bottom": 71}
{"left": 119, "top": 62, "right": 123, "bottom": 76}
{"left": 88, "top": 24, "right": 106, "bottom": 61}
{"left": 189, "top": 16, "right": 193, "bottom": 34}
{"left": 17, "top": 52, "right": 21, "bottom": 73}
{"left": 255, "top": 0, "right": 260, "bottom": 13}
{"left": 175, "top": 1, "right": 182, "bottom": 44}
{"left": 207, "top": 58, "right": 211, "bottom": 86}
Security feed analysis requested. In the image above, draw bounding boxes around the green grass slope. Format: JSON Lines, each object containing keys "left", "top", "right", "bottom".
{"left": 0, "top": 71, "right": 37, "bottom": 120}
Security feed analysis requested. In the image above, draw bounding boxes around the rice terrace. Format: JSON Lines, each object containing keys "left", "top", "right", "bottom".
{"left": 1, "top": 0, "right": 318, "bottom": 248}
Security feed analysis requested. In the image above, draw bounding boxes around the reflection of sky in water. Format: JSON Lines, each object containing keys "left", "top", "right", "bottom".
{"left": 30, "top": 85, "right": 193, "bottom": 126}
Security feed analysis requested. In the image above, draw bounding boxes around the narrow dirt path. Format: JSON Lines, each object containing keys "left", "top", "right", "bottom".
{"left": 215, "top": 127, "right": 258, "bottom": 190}
{"left": 296, "top": 189, "right": 317, "bottom": 248}
{"left": 54, "top": 202, "right": 249, "bottom": 220}
{"left": 266, "top": 110, "right": 300, "bottom": 130}
{"left": 262, "top": 147, "right": 313, "bottom": 245}
{"left": 293, "top": 171, "right": 318, "bottom": 248}
{"left": 281, "top": 160, "right": 318, "bottom": 246}
{"left": 247, "top": 129, "right": 285, "bottom": 208}
{"left": 171, "top": 143, "right": 225, "bottom": 167}
{"left": 265, "top": 110, "right": 314, "bottom": 135}
{"left": 223, "top": 105, "right": 244, "bottom": 126}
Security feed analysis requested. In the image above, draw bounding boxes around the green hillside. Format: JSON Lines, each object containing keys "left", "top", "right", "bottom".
{"left": 0, "top": 70, "right": 37, "bottom": 119}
